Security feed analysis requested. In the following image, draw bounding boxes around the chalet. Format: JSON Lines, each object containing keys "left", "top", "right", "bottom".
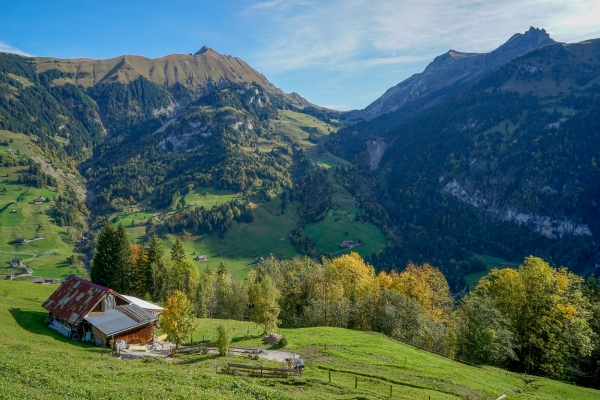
{"left": 6, "top": 149, "right": 15, "bottom": 155}
{"left": 194, "top": 255, "right": 208, "bottom": 262}
{"left": 121, "top": 295, "right": 164, "bottom": 318}
{"left": 33, "top": 200, "right": 44, "bottom": 205}
{"left": 9, "top": 258, "right": 23, "bottom": 268}
{"left": 42, "top": 276, "right": 157, "bottom": 347}
{"left": 10, "top": 210, "right": 18, "bottom": 214}
{"left": 341, "top": 240, "right": 358, "bottom": 249}
{"left": 17, "top": 238, "right": 28, "bottom": 244}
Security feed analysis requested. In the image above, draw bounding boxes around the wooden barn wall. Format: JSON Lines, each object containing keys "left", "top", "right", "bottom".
{"left": 115, "top": 324, "right": 154, "bottom": 345}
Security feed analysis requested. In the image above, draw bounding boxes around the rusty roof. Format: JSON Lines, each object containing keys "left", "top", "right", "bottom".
{"left": 42, "top": 275, "right": 111, "bottom": 326}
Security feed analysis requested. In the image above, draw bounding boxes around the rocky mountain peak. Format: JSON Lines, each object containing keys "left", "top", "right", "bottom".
{"left": 353, "top": 28, "right": 557, "bottom": 121}
{"left": 194, "top": 45, "right": 215, "bottom": 55}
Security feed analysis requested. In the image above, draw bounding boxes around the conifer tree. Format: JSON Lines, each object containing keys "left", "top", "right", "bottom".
{"left": 145, "top": 233, "right": 164, "bottom": 298}
{"left": 91, "top": 222, "right": 117, "bottom": 288}
{"left": 115, "top": 223, "right": 132, "bottom": 293}
{"left": 170, "top": 237, "right": 185, "bottom": 264}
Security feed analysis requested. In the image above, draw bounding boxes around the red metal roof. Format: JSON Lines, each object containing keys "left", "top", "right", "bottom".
{"left": 42, "top": 275, "right": 111, "bottom": 326}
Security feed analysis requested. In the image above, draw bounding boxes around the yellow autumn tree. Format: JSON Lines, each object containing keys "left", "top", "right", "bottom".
{"left": 329, "top": 252, "right": 377, "bottom": 301}
{"left": 161, "top": 290, "right": 196, "bottom": 349}
{"left": 381, "top": 263, "right": 453, "bottom": 323}
{"left": 327, "top": 252, "right": 380, "bottom": 330}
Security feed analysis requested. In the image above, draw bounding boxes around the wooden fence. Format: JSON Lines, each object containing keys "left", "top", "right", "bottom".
{"left": 225, "top": 363, "right": 301, "bottom": 378}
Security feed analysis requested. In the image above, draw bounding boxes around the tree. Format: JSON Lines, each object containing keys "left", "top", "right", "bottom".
{"left": 145, "top": 233, "right": 164, "bottom": 298}
{"left": 248, "top": 269, "right": 281, "bottom": 334}
{"left": 215, "top": 323, "right": 233, "bottom": 356}
{"left": 115, "top": 223, "right": 132, "bottom": 293}
{"left": 161, "top": 290, "right": 196, "bottom": 349}
{"left": 454, "top": 294, "right": 516, "bottom": 367}
{"left": 91, "top": 222, "right": 117, "bottom": 288}
{"left": 379, "top": 263, "right": 453, "bottom": 323}
{"left": 129, "top": 244, "right": 147, "bottom": 297}
{"left": 473, "top": 256, "right": 594, "bottom": 376}
{"left": 170, "top": 238, "right": 185, "bottom": 264}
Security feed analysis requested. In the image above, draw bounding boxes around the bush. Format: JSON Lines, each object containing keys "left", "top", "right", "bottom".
{"left": 279, "top": 336, "right": 288, "bottom": 348}
{"left": 215, "top": 324, "right": 233, "bottom": 357}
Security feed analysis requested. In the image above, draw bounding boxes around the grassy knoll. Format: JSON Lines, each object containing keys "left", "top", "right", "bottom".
{"left": 464, "top": 254, "right": 519, "bottom": 289}
{"left": 2, "top": 280, "right": 597, "bottom": 400}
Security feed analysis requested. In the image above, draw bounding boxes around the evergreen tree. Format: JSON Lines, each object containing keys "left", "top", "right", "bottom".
{"left": 115, "top": 223, "right": 133, "bottom": 293}
{"left": 170, "top": 237, "right": 185, "bottom": 264}
{"left": 91, "top": 222, "right": 117, "bottom": 288}
{"left": 145, "top": 233, "right": 165, "bottom": 298}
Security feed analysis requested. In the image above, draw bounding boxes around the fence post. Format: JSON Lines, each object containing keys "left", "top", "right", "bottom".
{"left": 404, "top": 357, "right": 406, "bottom": 367}
{"left": 389, "top": 385, "right": 392, "bottom": 397}
{"left": 355, "top": 376, "right": 358, "bottom": 389}
{"left": 329, "top": 371, "right": 331, "bottom": 383}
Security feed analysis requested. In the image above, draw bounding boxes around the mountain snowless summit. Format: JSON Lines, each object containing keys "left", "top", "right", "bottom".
{"left": 350, "top": 27, "right": 556, "bottom": 120}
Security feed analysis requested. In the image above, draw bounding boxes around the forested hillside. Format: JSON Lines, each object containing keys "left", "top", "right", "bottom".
{"left": 329, "top": 39, "right": 600, "bottom": 289}
{"left": 1, "top": 49, "right": 384, "bottom": 278}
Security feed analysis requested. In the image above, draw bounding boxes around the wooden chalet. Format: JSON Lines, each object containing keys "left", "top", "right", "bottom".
{"left": 42, "top": 275, "right": 157, "bottom": 347}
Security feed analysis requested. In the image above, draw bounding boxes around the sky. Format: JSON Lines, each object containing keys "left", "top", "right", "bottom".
{"left": 2, "top": 0, "right": 600, "bottom": 110}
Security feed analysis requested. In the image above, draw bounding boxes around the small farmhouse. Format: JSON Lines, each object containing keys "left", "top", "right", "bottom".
{"left": 341, "top": 240, "right": 356, "bottom": 248}
{"left": 17, "top": 238, "right": 28, "bottom": 244}
{"left": 194, "top": 255, "right": 208, "bottom": 262}
{"left": 42, "top": 275, "right": 157, "bottom": 347}
{"left": 9, "top": 258, "right": 24, "bottom": 268}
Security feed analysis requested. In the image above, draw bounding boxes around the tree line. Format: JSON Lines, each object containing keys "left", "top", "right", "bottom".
{"left": 89, "top": 224, "right": 600, "bottom": 387}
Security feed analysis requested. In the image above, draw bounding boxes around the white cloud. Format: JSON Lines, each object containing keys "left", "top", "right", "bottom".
{"left": 0, "top": 40, "right": 31, "bottom": 56}
{"left": 245, "top": 0, "right": 600, "bottom": 74}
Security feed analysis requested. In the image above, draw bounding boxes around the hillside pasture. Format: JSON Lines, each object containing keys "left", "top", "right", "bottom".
{"left": 1, "top": 280, "right": 597, "bottom": 400}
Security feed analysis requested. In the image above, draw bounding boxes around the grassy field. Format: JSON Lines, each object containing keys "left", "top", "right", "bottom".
{"left": 0, "top": 131, "right": 79, "bottom": 281}
{"left": 464, "top": 254, "right": 519, "bottom": 289}
{"left": 112, "top": 195, "right": 301, "bottom": 278}
{"left": 2, "top": 280, "right": 598, "bottom": 399}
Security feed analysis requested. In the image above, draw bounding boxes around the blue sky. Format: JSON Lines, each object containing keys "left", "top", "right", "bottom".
{"left": 2, "top": 0, "right": 600, "bottom": 110}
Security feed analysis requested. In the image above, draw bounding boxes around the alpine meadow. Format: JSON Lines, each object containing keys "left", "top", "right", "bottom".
{"left": 1, "top": 4, "right": 600, "bottom": 398}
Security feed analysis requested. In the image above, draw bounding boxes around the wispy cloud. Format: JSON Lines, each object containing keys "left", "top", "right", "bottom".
{"left": 245, "top": 0, "right": 600, "bottom": 75}
{"left": 0, "top": 40, "right": 31, "bottom": 56}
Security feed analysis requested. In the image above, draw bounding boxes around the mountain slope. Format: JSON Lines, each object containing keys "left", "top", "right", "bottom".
{"left": 349, "top": 27, "right": 556, "bottom": 121}
{"left": 329, "top": 38, "right": 600, "bottom": 289}
{"left": 35, "top": 46, "right": 279, "bottom": 94}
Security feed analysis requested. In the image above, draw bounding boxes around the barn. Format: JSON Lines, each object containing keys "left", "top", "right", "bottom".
{"left": 41, "top": 275, "right": 158, "bottom": 347}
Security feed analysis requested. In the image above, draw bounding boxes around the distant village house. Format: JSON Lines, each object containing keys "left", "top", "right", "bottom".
{"left": 194, "top": 255, "right": 208, "bottom": 262}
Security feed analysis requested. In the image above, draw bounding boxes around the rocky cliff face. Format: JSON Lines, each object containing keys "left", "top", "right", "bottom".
{"left": 442, "top": 179, "right": 592, "bottom": 240}
{"left": 352, "top": 27, "right": 556, "bottom": 121}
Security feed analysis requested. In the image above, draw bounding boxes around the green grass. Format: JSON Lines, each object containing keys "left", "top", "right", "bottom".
{"left": 0, "top": 281, "right": 288, "bottom": 400}
{"left": 305, "top": 168, "right": 386, "bottom": 258}
{"left": 1, "top": 280, "right": 597, "bottom": 399}
{"left": 464, "top": 254, "right": 519, "bottom": 289}
{"left": 0, "top": 131, "right": 79, "bottom": 280}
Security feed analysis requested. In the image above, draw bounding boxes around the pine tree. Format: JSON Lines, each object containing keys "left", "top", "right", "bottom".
{"left": 91, "top": 222, "right": 117, "bottom": 288}
{"left": 170, "top": 237, "right": 185, "bottom": 264}
{"left": 145, "top": 233, "right": 164, "bottom": 298}
{"left": 115, "top": 223, "right": 133, "bottom": 293}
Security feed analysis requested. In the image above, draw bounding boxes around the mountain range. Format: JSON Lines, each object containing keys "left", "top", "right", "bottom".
{"left": 0, "top": 27, "right": 599, "bottom": 290}
{"left": 347, "top": 27, "right": 556, "bottom": 121}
